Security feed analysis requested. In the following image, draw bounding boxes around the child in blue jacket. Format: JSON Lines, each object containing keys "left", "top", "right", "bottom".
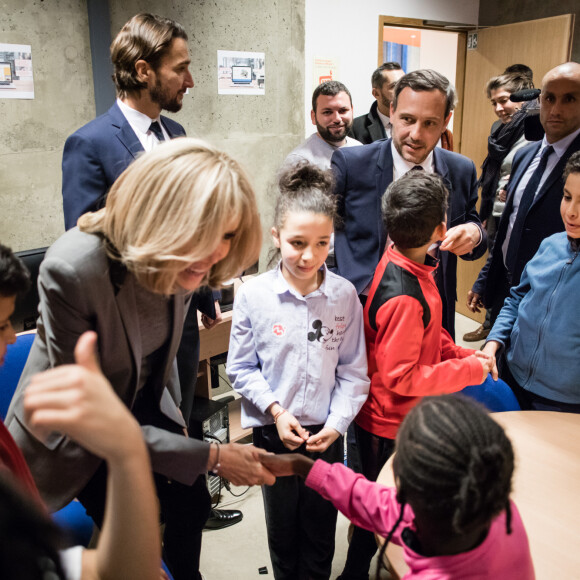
{"left": 483, "top": 151, "right": 580, "bottom": 412}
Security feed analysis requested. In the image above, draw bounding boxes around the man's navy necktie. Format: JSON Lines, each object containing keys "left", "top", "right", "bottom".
{"left": 149, "top": 121, "right": 165, "bottom": 142}
{"left": 505, "top": 145, "right": 554, "bottom": 275}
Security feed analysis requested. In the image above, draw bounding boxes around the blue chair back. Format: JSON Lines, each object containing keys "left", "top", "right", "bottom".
{"left": 459, "top": 374, "right": 520, "bottom": 412}
{"left": 0, "top": 332, "right": 35, "bottom": 419}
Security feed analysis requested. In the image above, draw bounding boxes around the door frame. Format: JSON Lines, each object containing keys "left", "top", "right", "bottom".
{"left": 377, "top": 15, "right": 472, "bottom": 152}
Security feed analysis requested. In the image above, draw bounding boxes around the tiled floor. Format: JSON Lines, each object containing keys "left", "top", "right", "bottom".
{"left": 200, "top": 312, "right": 482, "bottom": 579}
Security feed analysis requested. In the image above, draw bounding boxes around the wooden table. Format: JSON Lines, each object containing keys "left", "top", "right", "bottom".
{"left": 377, "top": 411, "right": 580, "bottom": 579}
{"left": 195, "top": 309, "right": 233, "bottom": 399}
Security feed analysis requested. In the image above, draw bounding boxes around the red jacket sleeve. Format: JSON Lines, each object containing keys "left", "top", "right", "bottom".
{"left": 373, "top": 296, "right": 483, "bottom": 396}
{"left": 440, "top": 328, "right": 476, "bottom": 360}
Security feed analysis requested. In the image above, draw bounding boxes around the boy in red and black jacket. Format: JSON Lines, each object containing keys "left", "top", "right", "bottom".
{"left": 340, "top": 171, "right": 493, "bottom": 580}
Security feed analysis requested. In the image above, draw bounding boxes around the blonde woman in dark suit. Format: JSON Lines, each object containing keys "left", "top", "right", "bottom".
{"left": 7, "top": 138, "right": 275, "bottom": 580}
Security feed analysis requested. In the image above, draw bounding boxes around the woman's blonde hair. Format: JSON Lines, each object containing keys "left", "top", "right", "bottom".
{"left": 78, "top": 138, "right": 261, "bottom": 294}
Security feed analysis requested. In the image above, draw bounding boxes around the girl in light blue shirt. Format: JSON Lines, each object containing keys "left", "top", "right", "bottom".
{"left": 228, "top": 161, "right": 370, "bottom": 580}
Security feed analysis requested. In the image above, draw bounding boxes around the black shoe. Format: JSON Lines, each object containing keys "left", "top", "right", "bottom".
{"left": 204, "top": 508, "right": 243, "bottom": 530}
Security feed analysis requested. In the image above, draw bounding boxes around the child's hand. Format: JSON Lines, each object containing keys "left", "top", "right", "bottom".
{"left": 259, "top": 453, "right": 314, "bottom": 478}
{"left": 469, "top": 353, "right": 494, "bottom": 384}
{"left": 275, "top": 411, "right": 310, "bottom": 450}
{"left": 473, "top": 350, "right": 498, "bottom": 380}
{"left": 305, "top": 427, "right": 340, "bottom": 453}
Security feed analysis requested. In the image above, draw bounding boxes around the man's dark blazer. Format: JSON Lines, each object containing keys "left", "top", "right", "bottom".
{"left": 61, "top": 101, "right": 213, "bottom": 424}
{"left": 351, "top": 101, "right": 386, "bottom": 145}
{"left": 472, "top": 132, "right": 580, "bottom": 310}
{"left": 331, "top": 139, "right": 486, "bottom": 338}
{"left": 62, "top": 101, "right": 186, "bottom": 231}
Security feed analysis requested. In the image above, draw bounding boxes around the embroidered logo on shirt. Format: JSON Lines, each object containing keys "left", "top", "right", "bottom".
{"left": 307, "top": 320, "right": 333, "bottom": 343}
{"left": 272, "top": 323, "right": 286, "bottom": 337}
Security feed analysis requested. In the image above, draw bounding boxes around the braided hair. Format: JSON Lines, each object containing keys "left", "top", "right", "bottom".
{"left": 376, "top": 395, "right": 514, "bottom": 576}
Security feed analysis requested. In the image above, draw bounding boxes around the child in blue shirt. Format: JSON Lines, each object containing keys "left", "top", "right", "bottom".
{"left": 227, "top": 161, "right": 370, "bottom": 579}
{"left": 483, "top": 151, "right": 580, "bottom": 412}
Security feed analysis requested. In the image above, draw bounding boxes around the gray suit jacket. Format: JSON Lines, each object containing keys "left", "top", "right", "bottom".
{"left": 6, "top": 228, "right": 209, "bottom": 510}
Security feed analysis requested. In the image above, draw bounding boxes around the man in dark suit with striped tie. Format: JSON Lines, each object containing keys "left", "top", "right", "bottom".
{"left": 468, "top": 62, "right": 580, "bottom": 324}
{"left": 332, "top": 69, "right": 486, "bottom": 340}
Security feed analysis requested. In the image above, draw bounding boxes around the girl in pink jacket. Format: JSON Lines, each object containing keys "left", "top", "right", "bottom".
{"left": 261, "top": 395, "right": 534, "bottom": 580}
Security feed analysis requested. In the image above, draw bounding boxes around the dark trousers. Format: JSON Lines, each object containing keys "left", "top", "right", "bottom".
{"left": 346, "top": 291, "right": 369, "bottom": 474}
{"left": 489, "top": 266, "right": 513, "bottom": 327}
{"left": 253, "top": 424, "right": 343, "bottom": 580}
{"left": 77, "top": 461, "right": 211, "bottom": 580}
{"left": 340, "top": 423, "right": 396, "bottom": 580}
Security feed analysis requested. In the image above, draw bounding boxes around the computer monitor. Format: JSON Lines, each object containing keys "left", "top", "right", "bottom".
{"left": 231, "top": 65, "right": 252, "bottom": 84}
{"left": 12, "top": 247, "right": 47, "bottom": 332}
{"left": 0, "top": 61, "right": 14, "bottom": 86}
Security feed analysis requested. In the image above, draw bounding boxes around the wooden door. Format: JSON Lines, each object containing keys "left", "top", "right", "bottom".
{"left": 455, "top": 15, "right": 574, "bottom": 322}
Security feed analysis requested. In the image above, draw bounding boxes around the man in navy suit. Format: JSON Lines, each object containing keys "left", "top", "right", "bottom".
{"left": 334, "top": 70, "right": 486, "bottom": 580}
{"left": 333, "top": 69, "right": 485, "bottom": 341}
{"left": 468, "top": 62, "right": 580, "bottom": 324}
{"left": 62, "top": 14, "right": 192, "bottom": 230}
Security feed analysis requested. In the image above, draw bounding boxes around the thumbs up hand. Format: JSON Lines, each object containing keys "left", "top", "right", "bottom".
{"left": 24, "top": 331, "right": 142, "bottom": 463}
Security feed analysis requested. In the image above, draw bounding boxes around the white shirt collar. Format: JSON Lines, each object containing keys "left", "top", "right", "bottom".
{"left": 391, "top": 140, "right": 434, "bottom": 180}
{"left": 273, "top": 261, "right": 329, "bottom": 298}
{"left": 542, "top": 126, "right": 580, "bottom": 158}
{"left": 376, "top": 108, "right": 391, "bottom": 130}
{"left": 116, "top": 98, "right": 160, "bottom": 135}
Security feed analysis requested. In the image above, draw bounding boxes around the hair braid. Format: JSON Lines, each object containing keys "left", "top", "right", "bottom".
{"left": 394, "top": 395, "right": 514, "bottom": 536}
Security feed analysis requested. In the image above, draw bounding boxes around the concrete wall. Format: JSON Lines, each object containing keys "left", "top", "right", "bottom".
{"left": 304, "top": 0, "right": 480, "bottom": 136}
{"left": 110, "top": 0, "right": 305, "bottom": 267}
{"left": 1, "top": 0, "right": 305, "bottom": 269}
{"left": 479, "top": 0, "right": 580, "bottom": 63}
{"left": 0, "top": 0, "right": 95, "bottom": 251}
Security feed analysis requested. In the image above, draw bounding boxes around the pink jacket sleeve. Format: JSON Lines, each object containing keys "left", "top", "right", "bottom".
{"left": 305, "top": 459, "right": 410, "bottom": 538}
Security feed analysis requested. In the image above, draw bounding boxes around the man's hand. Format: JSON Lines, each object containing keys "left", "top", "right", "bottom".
{"left": 498, "top": 188, "right": 508, "bottom": 203}
{"left": 440, "top": 223, "right": 481, "bottom": 256}
{"left": 23, "top": 331, "right": 143, "bottom": 464}
{"left": 305, "top": 427, "right": 340, "bottom": 453}
{"left": 215, "top": 443, "right": 275, "bottom": 486}
{"left": 466, "top": 289, "right": 485, "bottom": 313}
{"left": 201, "top": 300, "right": 222, "bottom": 330}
